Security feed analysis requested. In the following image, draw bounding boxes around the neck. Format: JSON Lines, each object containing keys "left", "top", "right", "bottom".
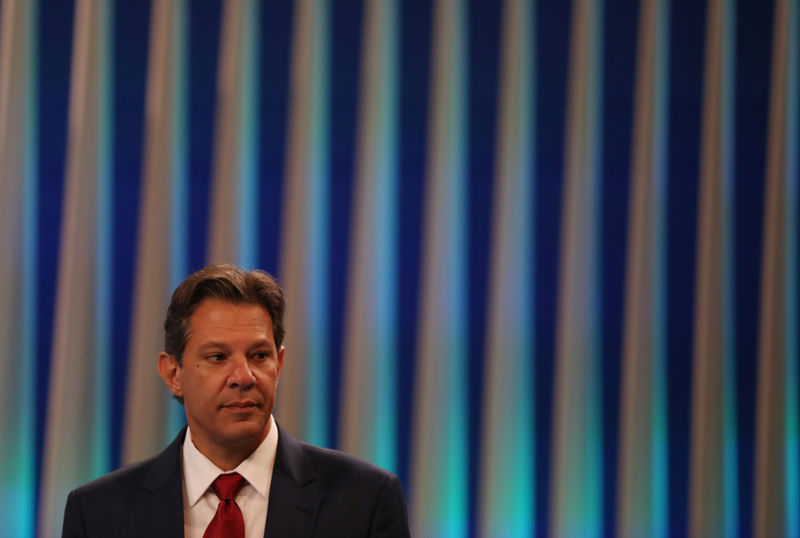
{"left": 187, "top": 424, "right": 270, "bottom": 471}
{"left": 199, "top": 445, "right": 253, "bottom": 471}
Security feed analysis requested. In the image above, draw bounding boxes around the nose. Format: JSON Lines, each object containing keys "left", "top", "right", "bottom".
{"left": 228, "top": 355, "right": 256, "bottom": 387}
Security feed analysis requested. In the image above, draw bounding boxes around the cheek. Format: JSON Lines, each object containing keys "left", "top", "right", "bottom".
{"left": 181, "top": 368, "right": 220, "bottom": 396}
{"left": 255, "top": 368, "right": 278, "bottom": 392}
{"left": 256, "top": 360, "right": 279, "bottom": 377}
{"left": 255, "top": 369, "right": 277, "bottom": 388}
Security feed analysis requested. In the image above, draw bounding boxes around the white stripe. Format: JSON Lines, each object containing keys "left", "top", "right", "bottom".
{"left": 616, "top": 0, "right": 668, "bottom": 536}
{"left": 208, "top": 0, "right": 259, "bottom": 266}
{"left": 410, "top": 0, "right": 468, "bottom": 534}
{"left": 689, "top": 0, "right": 737, "bottom": 535}
{"left": 0, "top": 0, "right": 37, "bottom": 534}
{"left": 39, "top": 1, "right": 112, "bottom": 536}
{"left": 122, "top": 0, "right": 187, "bottom": 465}
{"left": 339, "top": 0, "right": 398, "bottom": 469}
{"left": 755, "top": 0, "right": 796, "bottom": 534}
{"left": 550, "top": 0, "right": 603, "bottom": 534}
{"left": 277, "top": 0, "right": 330, "bottom": 445}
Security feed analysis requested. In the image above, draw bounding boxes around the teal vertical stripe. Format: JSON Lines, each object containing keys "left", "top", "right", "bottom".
{"left": 169, "top": 0, "right": 188, "bottom": 291}
{"left": 237, "top": 0, "right": 259, "bottom": 269}
{"left": 721, "top": 2, "right": 738, "bottom": 536}
{"left": 366, "top": 0, "right": 398, "bottom": 470}
{"left": 784, "top": 2, "right": 798, "bottom": 535}
{"left": 581, "top": 0, "right": 603, "bottom": 532}
{"left": 373, "top": 0, "right": 398, "bottom": 470}
{"left": 93, "top": 0, "right": 114, "bottom": 478}
{"left": 169, "top": 0, "right": 189, "bottom": 438}
{"left": 437, "top": 74, "right": 467, "bottom": 538}
{"left": 307, "top": 0, "right": 330, "bottom": 446}
{"left": 651, "top": 0, "right": 669, "bottom": 534}
{"left": 586, "top": 5, "right": 603, "bottom": 525}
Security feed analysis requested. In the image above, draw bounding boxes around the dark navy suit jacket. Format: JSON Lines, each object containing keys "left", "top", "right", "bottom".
{"left": 62, "top": 424, "right": 410, "bottom": 537}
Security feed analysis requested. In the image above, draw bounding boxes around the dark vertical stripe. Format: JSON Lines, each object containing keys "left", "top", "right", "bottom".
{"left": 467, "top": 0, "right": 501, "bottom": 534}
{"left": 734, "top": 0, "right": 772, "bottom": 534}
{"left": 187, "top": 0, "right": 221, "bottom": 272}
{"left": 328, "top": 0, "right": 363, "bottom": 451}
{"left": 34, "top": 2, "right": 74, "bottom": 535}
{"left": 666, "top": 0, "right": 705, "bottom": 533}
{"left": 397, "top": 0, "right": 432, "bottom": 498}
{"left": 600, "top": 0, "right": 637, "bottom": 535}
{"left": 258, "top": 0, "right": 292, "bottom": 274}
{"left": 534, "top": 2, "right": 570, "bottom": 536}
{"left": 111, "top": 0, "right": 150, "bottom": 471}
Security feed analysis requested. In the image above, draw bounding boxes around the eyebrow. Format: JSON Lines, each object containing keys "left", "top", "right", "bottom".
{"left": 196, "top": 340, "right": 274, "bottom": 353}
{"left": 196, "top": 342, "right": 233, "bottom": 353}
{"left": 246, "top": 340, "right": 275, "bottom": 352}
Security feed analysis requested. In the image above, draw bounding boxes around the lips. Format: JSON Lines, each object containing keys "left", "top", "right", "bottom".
{"left": 223, "top": 401, "right": 261, "bottom": 409}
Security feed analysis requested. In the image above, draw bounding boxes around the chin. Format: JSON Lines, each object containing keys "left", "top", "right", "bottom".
{"left": 223, "top": 420, "right": 268, "bottom": 445}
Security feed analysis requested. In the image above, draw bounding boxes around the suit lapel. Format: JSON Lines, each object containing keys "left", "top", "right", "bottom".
{"left": 265, "top": 425, "right": 322, "bottom": 537}
{"left": 139, "top": 428, "right": 186, "bottom": 538}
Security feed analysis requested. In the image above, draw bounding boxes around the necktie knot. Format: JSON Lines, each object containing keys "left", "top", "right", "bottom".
{"left": 212, "top": 472, "right": 245, "bottom": 501}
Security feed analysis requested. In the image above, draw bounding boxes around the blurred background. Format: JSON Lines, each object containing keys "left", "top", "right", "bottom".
{"left": 0, "top": 0, "right": 796, "bottom": 536}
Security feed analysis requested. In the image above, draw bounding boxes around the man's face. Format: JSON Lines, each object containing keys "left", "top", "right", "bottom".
{"left": 159, "top": 299, "right": 284, "bottom": 461}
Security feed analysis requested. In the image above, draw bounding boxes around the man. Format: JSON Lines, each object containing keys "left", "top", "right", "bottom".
{"left": 62, "top": 264, "right": 410, "bottom": 537}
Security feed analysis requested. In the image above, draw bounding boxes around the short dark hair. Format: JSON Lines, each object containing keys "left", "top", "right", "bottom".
{"left": 163, "top": 264, "right": 286, "bottom": 363}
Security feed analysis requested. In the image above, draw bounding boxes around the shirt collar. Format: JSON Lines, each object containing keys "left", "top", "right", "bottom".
{"left": 182, "top": 415, "right": 279, "bottom": 507}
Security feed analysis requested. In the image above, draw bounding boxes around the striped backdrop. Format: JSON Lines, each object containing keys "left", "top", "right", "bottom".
{"left": 0, "top": 0, "right": 795, "bottom": 536}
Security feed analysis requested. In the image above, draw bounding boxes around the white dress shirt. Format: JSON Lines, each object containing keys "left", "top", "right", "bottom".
{"left": 182, "top": 415, "right": 279, "bottom": 538}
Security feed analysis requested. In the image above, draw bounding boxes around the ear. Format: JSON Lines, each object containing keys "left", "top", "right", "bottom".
{"left": 158, "top": 352, "right": 183, "bottom": 398}
{"left": 276, "top": 347, "right": 285, "bottom": 380}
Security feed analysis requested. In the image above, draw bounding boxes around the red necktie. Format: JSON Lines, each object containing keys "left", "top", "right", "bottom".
{"left": 204, "top": 472, "right": 246, "bottom": 538}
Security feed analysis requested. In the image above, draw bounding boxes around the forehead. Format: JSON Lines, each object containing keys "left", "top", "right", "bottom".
{"left": 187, "top": 299, "right": 275, "bottom": 345}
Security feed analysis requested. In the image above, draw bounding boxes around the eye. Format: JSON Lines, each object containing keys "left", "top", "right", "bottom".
{"left": 253, "top": 351, "right": 270, "bottom": 361}
{"left": 207, "top": 353, "right": 226, "bottom": 362}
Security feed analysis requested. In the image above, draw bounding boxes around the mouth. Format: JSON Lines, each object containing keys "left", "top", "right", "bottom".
{"left": 223, "top": 401, "right": 261, "bottom": 409}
